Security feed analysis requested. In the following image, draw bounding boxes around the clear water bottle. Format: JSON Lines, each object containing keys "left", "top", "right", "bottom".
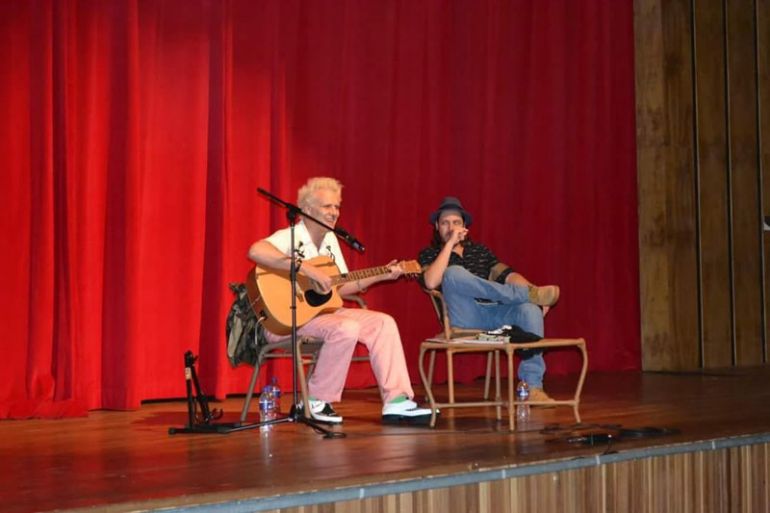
{"left": 516, "top": 381, "right": 530, "bottom": 422}
{"left": 258, "top": 387, "right": 275, "bottom": 432}
{"left": 269, "top": 377, "right": 281, "bottom": 414}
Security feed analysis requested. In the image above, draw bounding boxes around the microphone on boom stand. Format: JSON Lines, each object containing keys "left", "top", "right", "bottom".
{"left": 334, "top": 227, "right": 365, "bottom": 253}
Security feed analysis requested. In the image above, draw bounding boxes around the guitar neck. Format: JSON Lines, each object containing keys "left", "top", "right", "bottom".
{"left": 331, "top": 265, "right": 394, "bottom": 286}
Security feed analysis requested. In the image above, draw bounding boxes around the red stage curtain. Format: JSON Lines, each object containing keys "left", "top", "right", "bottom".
{"left": 0, "top": 0, "right": 638, "bottom": 418}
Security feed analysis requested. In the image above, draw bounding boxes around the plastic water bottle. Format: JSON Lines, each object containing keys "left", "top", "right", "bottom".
{"left": 516, "top": 381, "right": 530, "bottom": 422}
{"left": 258, "top": 387, "right": 275, "bottom": 432}
{"left": 269, "top": 377, "right": 281, "bottom": 414}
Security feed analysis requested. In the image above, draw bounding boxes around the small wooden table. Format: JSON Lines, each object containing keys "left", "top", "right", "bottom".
{"left": 418, "top": 337, "right": 588, "bottom": 431}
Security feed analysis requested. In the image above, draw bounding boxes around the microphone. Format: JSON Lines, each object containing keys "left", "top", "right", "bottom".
{"left": 335, "top": 227, "right": 365, "bottom": 253}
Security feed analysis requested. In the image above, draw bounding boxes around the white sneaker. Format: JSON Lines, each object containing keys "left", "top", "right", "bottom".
{"left": 295, "top": 400, "right": 343, "bottom": 424}
{"left": 382, "top": 399, "right": 432, "bottom": 425}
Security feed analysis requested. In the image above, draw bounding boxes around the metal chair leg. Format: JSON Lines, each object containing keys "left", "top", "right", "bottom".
{"left": 240, "top": 358, "right": 262, "bottom": 423}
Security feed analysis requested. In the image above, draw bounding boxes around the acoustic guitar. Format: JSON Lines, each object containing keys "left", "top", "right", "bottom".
{"left": 245, "top": 255, "right": 422, "bottom": 335}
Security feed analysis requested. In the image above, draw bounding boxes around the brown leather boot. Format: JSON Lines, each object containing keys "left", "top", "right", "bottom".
{"left": 529, "top": 387, "right": 557, "bottom": 408}
{"left": 527, "top": 285, "right": 560, "bottom": 306}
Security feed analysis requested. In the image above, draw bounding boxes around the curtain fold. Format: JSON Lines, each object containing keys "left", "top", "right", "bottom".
{"left": 0, "top": 0, "right": 639, "bottom": 418}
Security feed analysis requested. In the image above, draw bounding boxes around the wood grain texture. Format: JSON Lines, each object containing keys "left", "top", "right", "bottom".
{"left": 636, "top": 0, "right": 700, "bottom": 370}
{"left": 760, "top": 0, "right": 770, "bottom": 363}
{"left": 694, "top": 0, "right": 732, "bottom": 368}
{"left": 727, "top": 0, "right": 764, "bottom": 366}
{"left": 280, "top": 441, "right": 769, "bottom": 513}
{"left": 637, "top": 0, "right": 770, "bottom": 370}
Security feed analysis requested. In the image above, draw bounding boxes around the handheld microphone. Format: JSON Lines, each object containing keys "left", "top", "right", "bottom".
{"left": 335, "top": 227, "right": 365, "bottom": 253}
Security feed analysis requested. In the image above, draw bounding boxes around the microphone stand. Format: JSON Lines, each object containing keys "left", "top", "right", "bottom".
{"left": 257, "top": 188, "right": 364, "bottom": 251}
{"left": 251, "top": 187, "right": 364, "bottom": 438}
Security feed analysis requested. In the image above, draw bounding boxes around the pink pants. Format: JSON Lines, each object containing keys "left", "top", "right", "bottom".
{"left": 264, "top": 308, "right": 414, "bottom": 404}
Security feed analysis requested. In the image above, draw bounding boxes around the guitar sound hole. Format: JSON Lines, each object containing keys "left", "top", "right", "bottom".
{"left": 304, "top": 290, "right": 332, "bottom": 307}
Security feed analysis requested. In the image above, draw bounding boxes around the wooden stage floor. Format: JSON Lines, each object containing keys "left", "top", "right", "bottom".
{"left": 3, "top": 368, "right": 770, "bottom": 513}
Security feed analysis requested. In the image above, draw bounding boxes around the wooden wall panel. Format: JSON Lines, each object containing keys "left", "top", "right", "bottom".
{"left": 700, "top": 449, "right": 730, "bottom": 512}
{"left": 509, "top": 467, "right": 603, "bottom": 513}
{"left": 727, "top": 0, "right": 764, "bottom": 365}
{"left": 635, "top": 0, "right": 700, "bottom": 370}
{"left": 604, "top": 458, "right": 650, "bottom": 513}
{"left": 277, "top": 441, "right": 770, "bottom": 513}
{"left": 693, "top": 0, "right": 732, "bottom": 368}
{"left": 637, "top": 0, "right": 769, "bottom": 370}
{"left": 760, "top": 0, "right": 770, "bottom": 363}
{"left": 764, "top": 444, "right": 770, "bottom": 510}
{"left": 733, "top": 445, "right": 770, "bottom": 512}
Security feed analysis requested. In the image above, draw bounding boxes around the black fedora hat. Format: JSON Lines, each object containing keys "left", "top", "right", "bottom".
{"left": 428, "top": 196, "right": 473, "bottom": 227}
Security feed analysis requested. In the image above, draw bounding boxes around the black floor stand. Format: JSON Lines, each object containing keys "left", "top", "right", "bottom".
{"left": 168, "top": 351, "right": 344, "bottom": 437}
{"left": 288, "top": 404, "right": 347, "bottom": 438}
{"left": 168, "top": 351, "right": 257, "bottom": 434}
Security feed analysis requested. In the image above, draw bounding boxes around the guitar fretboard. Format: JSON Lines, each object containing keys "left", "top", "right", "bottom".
{"left": 331, "top": 265, "right": 395, "bottom": 286}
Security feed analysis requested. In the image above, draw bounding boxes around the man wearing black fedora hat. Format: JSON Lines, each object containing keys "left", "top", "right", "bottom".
{"left": 418, "top": 196, "right": 559, "bottom": 403}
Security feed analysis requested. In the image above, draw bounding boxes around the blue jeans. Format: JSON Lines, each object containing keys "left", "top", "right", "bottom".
{"left": 441, "top": 265, "right": 546, "bottom": 388}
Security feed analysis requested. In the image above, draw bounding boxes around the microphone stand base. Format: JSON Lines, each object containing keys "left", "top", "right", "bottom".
{"left": 288, "top": 404, "right": 347, "bottom": 439}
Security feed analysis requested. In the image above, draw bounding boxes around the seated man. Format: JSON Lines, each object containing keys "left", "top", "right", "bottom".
{"left": 418, "top": 196, "right": 559, "bottom": 402}
{"left": 247, "top": 177, "right": 431, "bottom": 425}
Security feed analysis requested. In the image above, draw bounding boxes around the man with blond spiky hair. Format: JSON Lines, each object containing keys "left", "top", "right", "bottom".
{"left": 248, "top": 177, "right": 431, "bottom": 425}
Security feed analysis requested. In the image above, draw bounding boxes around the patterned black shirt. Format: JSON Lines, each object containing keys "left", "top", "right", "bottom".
{"left": 418, "top": 242, "right": 514, "bottom": 284}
